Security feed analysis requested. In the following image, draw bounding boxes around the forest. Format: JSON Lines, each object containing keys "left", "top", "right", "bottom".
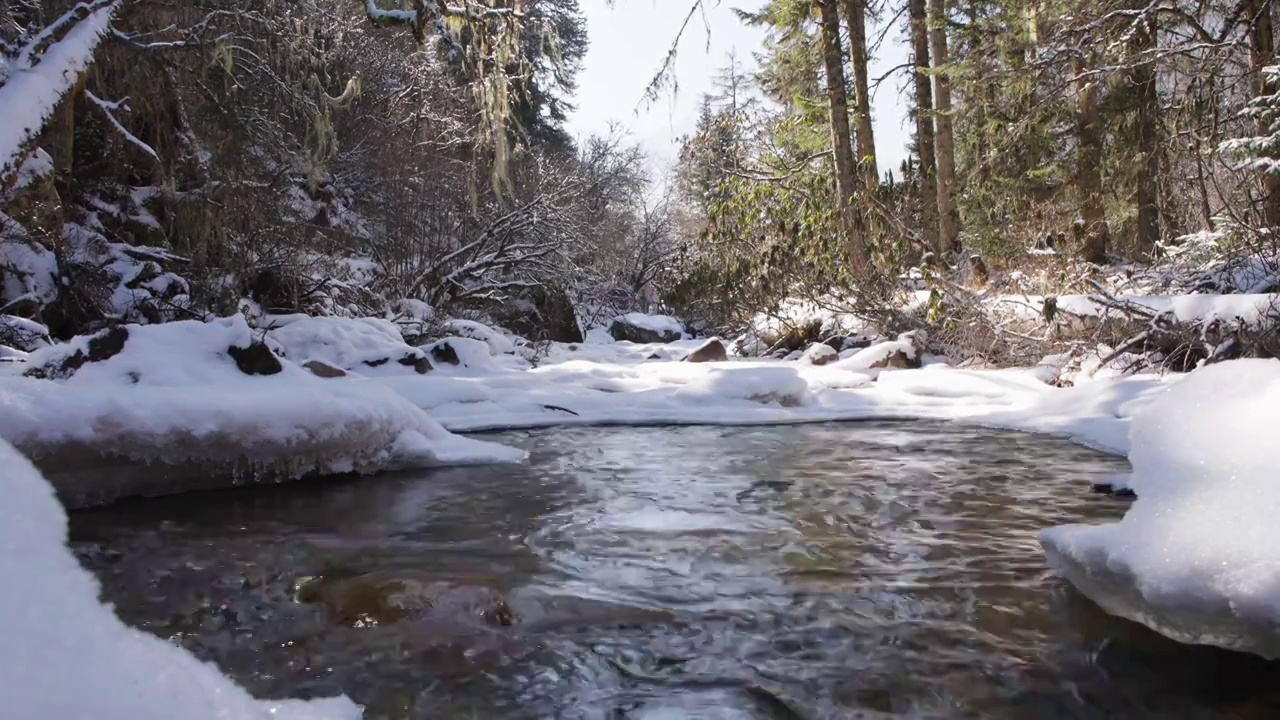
{"left": 2, "top": 0, "right": 1279, "bottom": 370}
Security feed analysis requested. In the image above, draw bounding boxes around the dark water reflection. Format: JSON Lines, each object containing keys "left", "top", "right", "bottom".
{"left": 70, "top": 422, "right": 1280, "bottom": 718}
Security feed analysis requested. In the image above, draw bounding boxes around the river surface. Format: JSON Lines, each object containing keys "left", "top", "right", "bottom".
{"left": 70, "top": 422, "right": 1280, "bottom": 719}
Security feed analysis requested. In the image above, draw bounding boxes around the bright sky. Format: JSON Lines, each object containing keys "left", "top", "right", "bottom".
{"left": 566, "top": 0, "right": 914, "bottom": 179}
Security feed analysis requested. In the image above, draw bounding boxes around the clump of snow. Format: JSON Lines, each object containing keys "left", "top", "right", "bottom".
{"left": 267, "top": 316, "right": 426, "bottom": 373}
{"left": 0, "top": 439, "right": 361, "bottom": 719}
{"left": 1042, "top": 359, "right": 1280, "bottom": 656}
{"left": 443, "top": 319, "right": 515, "bottom": 355}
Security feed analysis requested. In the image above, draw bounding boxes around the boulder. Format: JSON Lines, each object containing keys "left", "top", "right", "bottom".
{"left": 684, "top": 338, "right": 727, "bottom": 363}
{"left": 303, "top": 360, "right": 347, "bottom": 378}
{"left": 487, "top": 286, "right": 583, "bottom": 344}
{"left": 426, "top": 336, "right": 493, "bottom": 369}
{"left": 800, "top": 343, "right": 838, "bottom": 366}
{"left": 227, "top": 341, "right": 283, "bottom": 376}
{"left": 397, "top": 354, "right": 433, "bottom": 374}
{"left": 609, "top": 314, "right": 684, "bottom": 344}
{"left": 429, "top": 341, "right": 460, "bottom": 366}
{"left": 837, "top": 331, "right": 927, "bottom": 371}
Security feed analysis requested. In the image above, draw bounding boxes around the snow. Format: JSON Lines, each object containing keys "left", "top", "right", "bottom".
{"left": 832, "top": 337, "right": 918, "bottom": 371}
{"left": 616, "top": 312, "right": 685, "bottom": 337}
{"left": 0, "top": 316, "right": 524, "bottom": 488}
{"left": 0, "top": 439, "right": 361, "bottom": 719}
{"left": 994, "top": 292, "right": 1279, "bottom": 326}
{"left": 267, "top": 315, "right": 426, "bottom": 373}
{"left": 1, "top": 147, "right": 53, "bottom": 198}
{"left": 0, "top": 215, "right": 59, "bottom": 309}
{"left": 1, "top": 1, "right": 119, "bottom": 178}
{"left": 799, "top": 342, "right": 837, "bottom": 365}
{"left": 442, "top": 319, "right": 515, "bottom": 354}
{"left": 1041, "top": 359, "right": 1280, "bottom": 656}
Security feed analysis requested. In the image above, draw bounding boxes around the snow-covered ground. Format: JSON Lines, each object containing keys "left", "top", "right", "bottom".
{"left": 0, "top": 438, "right": 360, "bottom": 719}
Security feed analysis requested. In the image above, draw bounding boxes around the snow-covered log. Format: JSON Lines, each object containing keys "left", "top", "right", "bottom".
{"left": 0, "top": 0, "right": 119, "bottom": 180}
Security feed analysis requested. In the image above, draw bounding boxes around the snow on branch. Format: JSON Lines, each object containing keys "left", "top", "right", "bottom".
{"left": 0, "top": 0, "right": 120, "bottom": 180}
{"left": 85, "top": 91, "right": 160, "bottom": 162}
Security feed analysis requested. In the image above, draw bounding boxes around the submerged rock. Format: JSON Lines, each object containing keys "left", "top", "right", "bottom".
{"left": 295, "top": 573, "right": 515, "bottom": 629}
{"left": 684, "top": 338, "right": 728, "bottom": 363}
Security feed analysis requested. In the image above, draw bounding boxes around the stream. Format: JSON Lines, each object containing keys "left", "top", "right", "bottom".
{"left": 70, "top": 422, "right": 1280, "bottom": 718}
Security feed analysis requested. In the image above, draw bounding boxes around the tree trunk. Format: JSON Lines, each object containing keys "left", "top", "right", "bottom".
{"left": 927, "top": 0, "right": 960, "bottom": 253}
{"left": 1247, "top": 0, "right": 1280, "bottom": 227}
{"left": 841, "top": 0, "right": 878, "bottom": 185}
{"left": 1074, "top": 55, "right": 1109, "bottom": 264}
{"left": 816, "top": 0, "right": 869, "bottom": 270}
{"left": 909, "top": 0, "right": 940, "bottom": 253}
{"left": 1130, "top": 10, "right": 1160, "bottom": 255}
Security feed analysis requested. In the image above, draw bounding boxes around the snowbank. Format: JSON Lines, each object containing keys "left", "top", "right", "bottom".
{"left": 1041, "top": 359, "right": 1280, "bottom": 657}
{"left": 0, "top": 316, "right": 523, "bottom": 506}
{"left": 0, "top": 439, "right": 361, "bottom": 719}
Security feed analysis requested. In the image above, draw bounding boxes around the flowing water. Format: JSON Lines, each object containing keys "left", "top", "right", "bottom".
{"left": 70, "top": 422, "right": 1280, "bottom": 719}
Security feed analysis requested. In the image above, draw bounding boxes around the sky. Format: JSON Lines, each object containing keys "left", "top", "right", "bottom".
{"left": 566, "top": 0, "right": 914, "bottom": 178}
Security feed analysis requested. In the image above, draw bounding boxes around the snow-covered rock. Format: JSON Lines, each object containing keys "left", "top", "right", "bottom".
{"left": 425, "top": 336, "right": 493, "bottom": 370}
{"left": 1041, "top": 359, "right": 1280, "bottom": 657}
{"left": 800, "top": 343, "right": 838, "bottom": 366}
{"left": 683, "top": 337, "right": 727, "bottom": 363}
{"left": 268, "top": 316, "right": 429, "bottom": 374}
{"left": 0, "top": 439, "right": 361, "bottom": 719}
{"left": 608, "top": 313, "right": 684, "bottom": 344}
{"left": 442, "top": 319, "right": 515, "bottom": 355}
{"left": 833, "top": 333, "right": 924, "bottom": 371}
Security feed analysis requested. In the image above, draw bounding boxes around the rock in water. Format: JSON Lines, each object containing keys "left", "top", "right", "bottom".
{"left": 685, "top": 338, "right": 728, "bottom": 363}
